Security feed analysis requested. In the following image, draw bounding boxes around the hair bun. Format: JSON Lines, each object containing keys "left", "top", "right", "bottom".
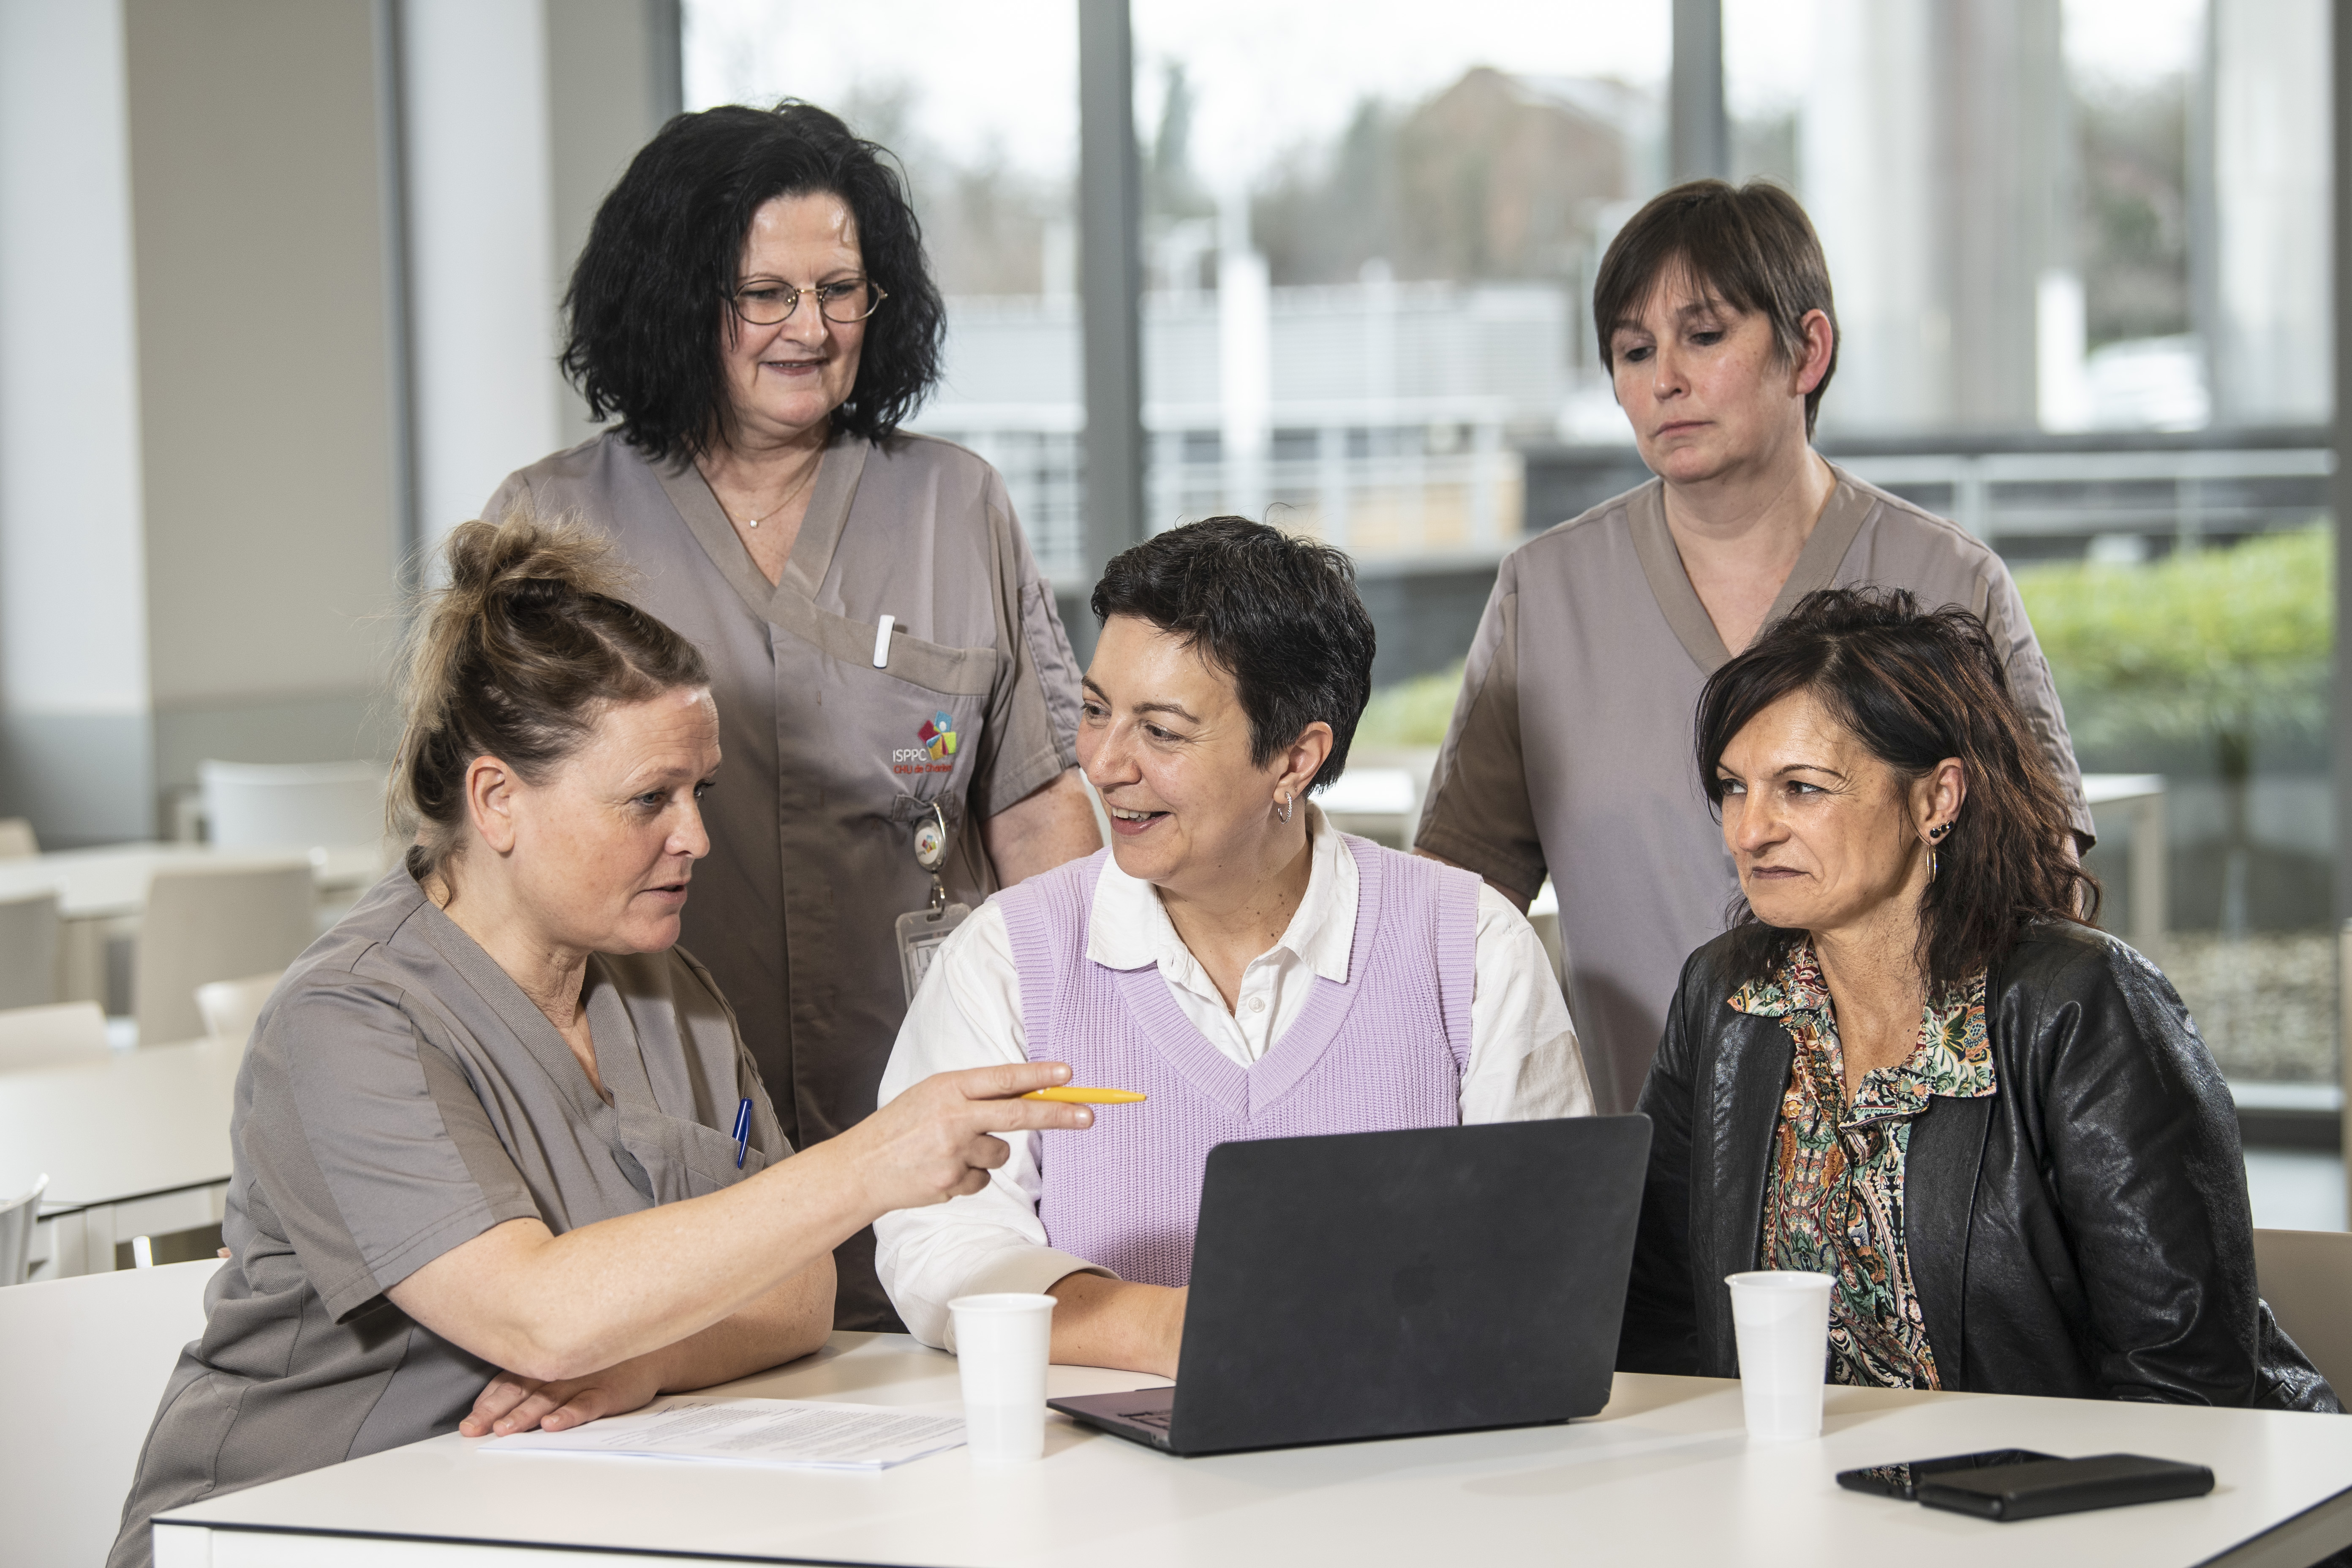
{"left": 495, "top": 575, "right": 577, "bottom": 614}
{"left": 391, "top": 509, "right": 708, "bottom": 882}
{"left": 444, "top": 522, "right": 630, "bottom": 606}
{"left": 440, "top": 514, "right": 629, "bottom": 610}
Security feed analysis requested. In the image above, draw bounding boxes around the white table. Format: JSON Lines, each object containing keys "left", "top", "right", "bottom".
{"left": 0, "top": 840, "right": 384, "bottom": 1007}
{"left": 0, "top": 1036, "right": 239, "bottom": 1279}
{"left": 2081, "top": 773, "right": 2167, "bottom": 949}
{"left": 0, "top": 841, "right": 384, "bottom": 920}
{"left": 152, "top": 1333, "right": 2352, "bottom": 1567}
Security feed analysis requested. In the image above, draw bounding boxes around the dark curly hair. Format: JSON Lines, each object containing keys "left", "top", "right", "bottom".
{"left": 561, "top": 102, "right": 946, "bottom": 460}
{"left": 1694, "top": 587, "right": 2096, "bottom": 991}
{"left": 1091, "top": 518, "right": 1377, "bottom": 795}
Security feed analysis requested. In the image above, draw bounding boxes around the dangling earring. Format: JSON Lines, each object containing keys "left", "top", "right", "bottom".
{"left": 1924, "top": 820, "right": 1952, "bottom": 883}
{"left": 1277, "top": 791, "right": 1294, "bottom": 824}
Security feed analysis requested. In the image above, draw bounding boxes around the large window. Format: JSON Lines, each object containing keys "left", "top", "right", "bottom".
{"left": 686, "top": 0, "right": 2341, "bottom": 1127}
{"left": 1126, "top": 1, "right": 1668, "bottom": 571}
{"left": 683, "top": 0, "right": 1086, "bottom": 573}
{"left": 1718, "top": 0, "right": 2338, "bottom": 1109}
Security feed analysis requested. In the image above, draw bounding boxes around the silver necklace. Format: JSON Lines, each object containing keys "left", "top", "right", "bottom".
{"left": 726, "top": 460, "right": 818, "bottom": 530}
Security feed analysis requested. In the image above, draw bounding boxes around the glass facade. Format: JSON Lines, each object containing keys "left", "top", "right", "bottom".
{"left": 686, "top": 0, "right": 2339, "bottom": 1108}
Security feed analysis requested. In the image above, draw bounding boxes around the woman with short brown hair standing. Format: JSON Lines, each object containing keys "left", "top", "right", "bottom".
{"left": 1414, "top": 179, "right": 2091, "bottom": 1113}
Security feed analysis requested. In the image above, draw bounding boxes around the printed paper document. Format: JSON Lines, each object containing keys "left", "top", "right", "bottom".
{"left": 484, "top": 1398, "right": 966, "bottom": 1470}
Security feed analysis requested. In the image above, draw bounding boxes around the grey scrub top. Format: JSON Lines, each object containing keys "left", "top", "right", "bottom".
{"left": 109, "top": 867, "right": 789, "bottom": 1568}
{"left": 484, "top": 430, "right": 1083, "bottom": 1331}
{"left": 1414, "top": 466, "right": 2092, "bottom": 1114}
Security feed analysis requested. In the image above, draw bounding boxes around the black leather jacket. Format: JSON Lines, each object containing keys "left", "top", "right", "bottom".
{"left": 1618, "top": 920, "right": 2339, "bottom": 1410}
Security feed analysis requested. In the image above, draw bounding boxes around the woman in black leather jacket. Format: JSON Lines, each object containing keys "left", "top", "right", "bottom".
{"left": 1618, "top": 588, "right": 2336, "bottom": 1410}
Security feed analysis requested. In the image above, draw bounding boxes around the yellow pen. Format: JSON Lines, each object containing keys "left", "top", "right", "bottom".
{"left": 1021, "top": 1086, "right": 1147, "bottom": 1104}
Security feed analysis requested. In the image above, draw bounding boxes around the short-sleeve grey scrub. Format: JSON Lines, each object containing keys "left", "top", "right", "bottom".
{"left": 484, "top": 430, "right": 1083, "bottom": 1331}
{"left": 108, "top": 868, "right": 789, "bottom": 1568}
{"left": 1414, "top": 468, "right": 2093, "bottom": 1114}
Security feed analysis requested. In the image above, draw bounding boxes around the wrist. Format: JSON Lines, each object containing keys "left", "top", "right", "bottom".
{"left": 775, "top": 1132, "right": 880, "bottom": 1242}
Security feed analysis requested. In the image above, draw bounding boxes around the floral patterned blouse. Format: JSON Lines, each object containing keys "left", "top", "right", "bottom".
{"left": 1729, "top": 942, "right": 1995, "bottom": 1389}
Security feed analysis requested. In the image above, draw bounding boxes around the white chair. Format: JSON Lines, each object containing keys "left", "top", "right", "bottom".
{"left": 0, "top": 1171, "right": 47, "bottom": 1286}
{"left": 0, "top": 889, "right": 59, "bottom": 1010}
{"left": 0, "top": 1001, "right": 110, "bottom": 1072}
{"left": 194, "top": 970, "right": 284, "bottom": 1051}
{"left": 0, "top": 816, "right": 35, "bottom": 858}
{"left": 2253, "top": 1227, "right": 2352, "bottom": 1396}
{"left": 0, "top": 1256, "right": 219, "bottom": 1567}
{"left": 133, "top": 863, "right": 313, "bottom": 1047}
{"left": 199, "top": 758, "right": 386, "bottom": 852}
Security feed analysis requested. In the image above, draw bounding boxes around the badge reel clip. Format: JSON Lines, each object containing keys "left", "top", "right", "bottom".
{"left": 893, "top": 800, "right": 972, "bottom": 1004}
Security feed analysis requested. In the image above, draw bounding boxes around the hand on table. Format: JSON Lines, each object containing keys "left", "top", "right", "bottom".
{"left": 458, "top": 1352, "right": 667, "bottom": 1438}
{"left": 841, "top": 1060, "right": 1096, "bottom": 1214}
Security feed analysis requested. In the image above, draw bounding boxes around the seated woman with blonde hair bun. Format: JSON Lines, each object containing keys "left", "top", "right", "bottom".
{"left": 1620, "top": 586, "right": 2337, "bottom": 1409}
{"left": 109, "top": 518, "right": 1097, "bottom": 1568}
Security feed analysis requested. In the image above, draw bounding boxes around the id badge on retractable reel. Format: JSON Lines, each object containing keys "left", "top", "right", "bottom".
{"left": 894, "top": 801, "right": 970, "bottom": 1003}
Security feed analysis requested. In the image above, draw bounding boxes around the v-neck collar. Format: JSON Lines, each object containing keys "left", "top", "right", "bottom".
{"left": 1628, "top": 462, "right": 1874, "bottom": 675}
{"left": 407, "top": 883, "right": 638, "bottom": 1126}
{"left": 1103, "top": 839, "right": 1389, "bottom": 1121}
{"left": 652, "top": 434, "right": 870, "bottom": 625}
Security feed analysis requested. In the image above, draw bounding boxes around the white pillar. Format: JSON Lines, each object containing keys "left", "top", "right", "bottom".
{"left": 2036, "top": 269, "right": 2093, "bottom": 432}
{"left": 400, "top": 0, "right": 565, "bottom": 553}
{"left": 0, "top": 0, "right": 154, "bottom": 843}
{"left": 1801, "top": 0, "right": 1948, "bottom": 433}
{"left": 2209, "top": 0, "right": 2332, "bottom": 426}
{"left": 1217, "top": 188, "right": 1270, "bottom": 523}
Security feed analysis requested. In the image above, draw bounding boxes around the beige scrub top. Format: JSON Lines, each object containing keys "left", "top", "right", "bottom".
{"left": 485, "top": 430, "right": 1083, "bottom": 1330}
{"left": 1413, "top": 467, "right": 2093, "bottom": 1116}
{"left": 109, "top": 867, "right": 788, "bottom": 1568}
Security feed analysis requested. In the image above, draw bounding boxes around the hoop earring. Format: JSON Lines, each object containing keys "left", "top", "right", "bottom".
{"left": 1277, "top": 791, "right": 1294, "bottom": 824}
{"left": 1923, "top": 820, "right": 1950, "bottom": 884}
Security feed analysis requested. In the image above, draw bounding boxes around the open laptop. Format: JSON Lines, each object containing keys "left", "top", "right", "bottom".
{"left": 1047, "top": 1114, "right": 1651, "bottom": 1456}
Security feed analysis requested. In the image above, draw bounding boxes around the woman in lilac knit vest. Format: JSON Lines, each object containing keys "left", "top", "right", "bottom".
{"left": 874, "top": 517, "right": 1595, "bottom": 1377}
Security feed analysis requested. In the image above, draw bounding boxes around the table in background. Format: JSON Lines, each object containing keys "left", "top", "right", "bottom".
{"left": 0, "top": 841, "right": 384, "bottom": 1008}
{"left": 2081, "top": 772, "right": 2167, "bottom": 950}
{"left": 153, "top": 1332, "right": 2352, "bottom": 1568}
{"left": 0, "top": 1036, "right": 238, "bottom": 1279}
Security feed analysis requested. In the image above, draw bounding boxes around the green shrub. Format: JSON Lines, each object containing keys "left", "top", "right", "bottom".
{"left": 2013, "top": 525, "right": 2331, "bottom": 766}
{"left": 1355, "top": 662, "right": 1466, "bottom": 749}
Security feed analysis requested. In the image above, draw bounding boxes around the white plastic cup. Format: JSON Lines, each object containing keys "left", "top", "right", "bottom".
{"left": 950, "top": 1292, "right": 1057, "bottom": 1464}
{"left": 1726, "top": 1270, "right": 1834, "bottom": 1441}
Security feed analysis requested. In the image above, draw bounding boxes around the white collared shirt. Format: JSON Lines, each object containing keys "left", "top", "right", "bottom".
{"left": 873, "top": 805, "right": 1594, "bottom": 1350}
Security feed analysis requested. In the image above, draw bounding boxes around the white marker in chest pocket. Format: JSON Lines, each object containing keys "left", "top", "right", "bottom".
{"left": 893, "top": 798, "right": 970, "bottom": 1003}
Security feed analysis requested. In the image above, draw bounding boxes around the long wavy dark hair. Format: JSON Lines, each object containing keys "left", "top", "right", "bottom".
{"left": 1694, "top": 587, "right": 2098, "bottom": 991}
{"left": 561, "top": 102, "right": 947, "bottom": 460}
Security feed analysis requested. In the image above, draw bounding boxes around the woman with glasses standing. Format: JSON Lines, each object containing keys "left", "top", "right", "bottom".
{"left": 483, "top": 103, "right": 1102, "bottom": 1332}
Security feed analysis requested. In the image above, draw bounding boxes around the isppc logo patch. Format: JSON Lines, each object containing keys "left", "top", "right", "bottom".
{"left": 892, "top": 711, "right": 960, "bottom": 776}
{"left": 919, "top": 712, "right": 958, "bottom": 760}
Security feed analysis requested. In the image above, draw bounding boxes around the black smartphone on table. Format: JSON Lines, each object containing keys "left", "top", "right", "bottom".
{"left": 1838, "top": 1449, "right": 2058, "bottom": 1500}
{"left": 1839, "top": 1450, "right": 2216, "bottom": 1521}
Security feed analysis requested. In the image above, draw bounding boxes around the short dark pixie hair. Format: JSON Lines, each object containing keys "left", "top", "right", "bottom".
{"left": 1593, "top": 179, "right": 1840, "bottom": 436}
{"left": 1091, "top": 518, "right": 1377, "bottom": 794}
{"left": 1694, "top": 587, "right": 2097, "bottom": 991}
{"left": 561, "top": 102, "right": 947, "bottom": 461}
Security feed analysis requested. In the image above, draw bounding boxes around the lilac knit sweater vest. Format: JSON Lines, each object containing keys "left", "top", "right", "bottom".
{"left": 997, "top": 835, "right": 1479, "bottom": 1287}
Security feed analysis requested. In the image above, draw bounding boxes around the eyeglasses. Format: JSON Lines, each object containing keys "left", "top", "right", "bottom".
{"left": 731, "top": 275, "right": 887, "bottom": 327}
